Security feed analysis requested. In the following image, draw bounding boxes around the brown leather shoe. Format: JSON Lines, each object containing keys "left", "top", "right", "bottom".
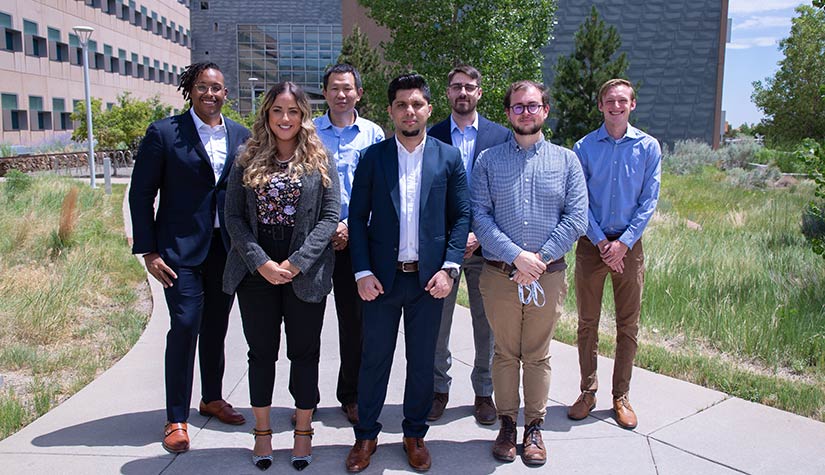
{"left": 162, "top": 422, "right": 189, "bottom": 453}
{"left": 199, "top": 399, "right": 245, "bottom": 425}
{"left": 491, "top": 415, "right": 517, "bottom": 462}
{"left": 342, "top": 403, "right": 359, "bottom": 425}
{"left": 474, "top": 396, "right": 497, "bottom": 425}
{"left": 521, "top": 419, "right": 546, "bottom": 466}
{"left": 427, "top": 392, "right": 448, "bottom": 421}
{"left": 403, "top": 437, "right": 432, "bottom": 472}
{"left": 345, "top": 438, "right": 377, "bottom": 473}
{"left": 568, "top": 391, "right": 596, "bottom": 420}
{"left": 613, "top": 395, "right": 638, "bottom": 429}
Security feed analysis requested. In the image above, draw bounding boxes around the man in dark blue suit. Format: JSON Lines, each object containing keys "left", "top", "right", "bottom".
{"left": 129, "top": 62, "right": 250, "bottom": 453}
{"left": 427, "top": 65, "right": 512, "bottom": 425}
{"left": 345, "top": 74, "right": 470, "bottom": 473}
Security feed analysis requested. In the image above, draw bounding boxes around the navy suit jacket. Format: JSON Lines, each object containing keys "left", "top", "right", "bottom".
{"left": 129, "top": 111, "right": 250, "bottom": 267}
{"left": 348, "top": 137, "right": 471, "bottom": 294}
{"left": 427, "top": 114, "right": 512, "bottom": 164}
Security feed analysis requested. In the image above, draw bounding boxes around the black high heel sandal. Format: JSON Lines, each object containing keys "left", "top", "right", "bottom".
{"left": 251, "top": 428, "right": 273, "bottom": 471}
{"left": 291, "top": 427, "right": 314, "bottom": 471}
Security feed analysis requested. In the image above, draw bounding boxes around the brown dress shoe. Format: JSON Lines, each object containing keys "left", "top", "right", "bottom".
{"left": 162, "top": 422, "right": 189, "bottom": 453}
{"left": 427, "top": 392, "right": 449, "bottom": 421}
{"left": 199, "top": 399, "right": 245, "bottom": 425}
{"left": 342, "top": 403, "right": 359, "bottom": 425}
{"left": 345, "top": 438, "right": 377, "bottom": 473}
{"left": 613, "top": 395, "right": 638, "bottom": 429}
{"left": 403, "top": 437, "right": 432, "bottom": 472}
{"left": 491, "top": 415, "right": 517, "bottom": 462}
{"left": 568, "top": 391, "right": 596, "bottom": 420}
{"left": 473, "top": 396, "right": 497, "bottom": 425}
{"left": 522, "top": 419, "right": 546, "bottom": 466}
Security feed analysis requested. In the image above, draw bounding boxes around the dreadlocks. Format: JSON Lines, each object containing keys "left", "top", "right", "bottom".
{"left": 177, "top": 62, "right": 222, "bottom": 103}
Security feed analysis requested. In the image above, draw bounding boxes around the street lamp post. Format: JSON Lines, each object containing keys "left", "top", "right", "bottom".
{"left": 73, "top": 26, "right": 96, "bottom": 189}
{"left": 249, "top": 77, "right": 259, "bottom": 116}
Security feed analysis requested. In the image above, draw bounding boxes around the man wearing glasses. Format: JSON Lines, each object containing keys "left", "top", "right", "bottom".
{"left": 568, "top": 78, "right": 661, "bottom": 430}
{"left": 471, "top": 80, "right": 587, "bottom": 466}
{"left": 426, "top": 65, "right": 511, "bottom": 425}
{"left": 130, "top": 62, "right": 250, "bottom": 453}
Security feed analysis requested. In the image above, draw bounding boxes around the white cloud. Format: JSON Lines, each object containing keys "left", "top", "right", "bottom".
{"left": 733, "top": 16, "right": 792, "bottom": 30}
{"left": 728, "top": 36, "right": 781, "bottom": 50}
{"left": 729, "top": 0, "right": 804, "bottom": 14}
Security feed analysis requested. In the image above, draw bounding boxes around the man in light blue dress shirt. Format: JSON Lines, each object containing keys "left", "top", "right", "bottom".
{"left": 568, "top": 78, "right": 662, "bottom": 430}
{"left": 313, "top": 64, "right": 384, "bottom": 425}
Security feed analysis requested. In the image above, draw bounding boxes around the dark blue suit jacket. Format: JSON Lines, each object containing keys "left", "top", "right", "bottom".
{"left": 348, "top": 137, "right": 471, "bottom": 294}
{"left": 427, "top": 114, "right": 513, "bottom": 164}
{"left": 129, "top": 111, "right": 250, "bottom": 267}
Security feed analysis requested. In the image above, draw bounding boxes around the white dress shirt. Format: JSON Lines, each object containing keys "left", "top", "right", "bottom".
{"left": 396, "top": 135, "right": 424, "bottom": 262}
{"left": 190, "top": 108, "right": 228, "bottom": 227}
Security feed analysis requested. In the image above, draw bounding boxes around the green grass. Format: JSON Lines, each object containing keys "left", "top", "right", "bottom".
{"left": 0, "top": 175, "right": 148, "bottom": 440}
{"left": 458, "top": 169, "right": 825, "bottom": 421}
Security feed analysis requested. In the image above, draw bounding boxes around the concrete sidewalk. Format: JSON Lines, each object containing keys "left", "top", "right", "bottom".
{"left": 1, "top": 185, "right": 823, "bottom": 474}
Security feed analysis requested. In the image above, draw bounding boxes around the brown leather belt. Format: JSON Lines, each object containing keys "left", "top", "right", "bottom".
{"left": 396, "top": 261, "right": 419, "bottom": 272}
{"left": 484, "top": 260, "right": 516, "bottom": 274}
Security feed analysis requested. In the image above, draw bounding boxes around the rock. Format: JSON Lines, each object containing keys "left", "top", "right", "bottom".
{"left": 685, "top": 219, "right": 702, "bottom": 231}
{"left": 774, "top": 175, "right": 798, "bottom": 188}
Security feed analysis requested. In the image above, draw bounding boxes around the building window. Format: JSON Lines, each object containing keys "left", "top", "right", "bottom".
{"left": 236, "top": 24, "right": 342, "bottom": 114}
{"left": 2, "top": 93, "right": 27, "bottom": 131}
{"left": 201, "top": 2, "right": 209, "bottom": 10}
{"left": 23, "top": 19, "right": 47, "bottom": 57}
{"left": 53, "top": 98, "right": 72, "bottom": 130}
{"left": 47, "top": 27, "right": 68, "bottom": 62}
{"left": 29, "top": 95, "right": 52, "bottom": 131}
{"left": 0, "top": 12, "right": 22, "bottom": 52}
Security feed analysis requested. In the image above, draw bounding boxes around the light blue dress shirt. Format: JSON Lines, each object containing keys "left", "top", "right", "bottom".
{"left": 314, "top": 110, "right": 384, "bottom": 224}
{"left": 450, "top": 114, "right": 478, "bottom": 188}
{"left": 573, "top": 123, "right": 662, "bottom": 249}
{"left": 471, "top": 138, "right": 588, "bottom": 265}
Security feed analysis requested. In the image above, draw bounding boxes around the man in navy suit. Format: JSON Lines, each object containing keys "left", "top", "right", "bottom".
{"left": 129, "top": 62, "right": 250, "bottom": 453}
{"left": 427, "top": 65, "right": 512, "bottom": 425}
{"left": 344, "top": 74, "right": 470, "bottom": 473}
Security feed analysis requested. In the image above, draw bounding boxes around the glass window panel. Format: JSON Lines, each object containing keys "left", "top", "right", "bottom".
{"left": 2, "top": 94, "right": 18, "bottom": 110}
{"left": 48, "top": 27, "right": 60, "bottom": 42}
{"left": 0, "top": 13, "right": 11, "bottom": 29}
{"left": 53, "top": 98, "right": 65, "bottom": 112}
{"left": 29, "top": 96, "right": 43, "bottom": 110}
{"left": 23, "top": 20, "right": 37, "bottom": 36}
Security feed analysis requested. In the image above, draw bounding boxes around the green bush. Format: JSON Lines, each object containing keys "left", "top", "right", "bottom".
{"left": 757, "top": 148, "right": 806, "bottom": 173}
{"left": 725, "top": 166, "right": 781, "bottom": 189}
{"left": 2, "top": 169, "right": 33, "bottom": 199}
{"left": 718, "top": 139, "right": 761, "bottom": 170}
{"left": 802, "top": 200, "right": 825, "bottom": 241}
{"left": 664, "top": 139, "right": 716, "bottom": 175}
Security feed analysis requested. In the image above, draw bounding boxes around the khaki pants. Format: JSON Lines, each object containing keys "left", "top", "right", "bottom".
{"left": 575, "top": 237, "right": 644, "bottom": 398}
{"left": 479, "top": 264, "right": 566, "bottom": 423}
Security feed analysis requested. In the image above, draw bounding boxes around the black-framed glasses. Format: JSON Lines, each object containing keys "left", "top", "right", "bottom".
{"left": 448, "top": 83, "right": 479, "bottom": 93}
{"left": 194, "top": 83, "right": 225, "bottom": 94}
{"left": 509, "top": 103, "right": 544, "bottom": 115}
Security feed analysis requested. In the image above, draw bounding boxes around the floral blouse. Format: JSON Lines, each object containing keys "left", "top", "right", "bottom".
{"left": 255, "top": 167, "right": 302, "bottom": 227}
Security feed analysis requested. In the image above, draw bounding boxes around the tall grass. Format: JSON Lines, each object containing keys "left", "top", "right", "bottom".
{"left": 0, "top": 175, "right": 148, "bottom": 439}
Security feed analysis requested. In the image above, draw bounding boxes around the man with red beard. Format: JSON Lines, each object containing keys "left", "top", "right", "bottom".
{"left": 471, "top": 80, "right": 587, "bottom": 466}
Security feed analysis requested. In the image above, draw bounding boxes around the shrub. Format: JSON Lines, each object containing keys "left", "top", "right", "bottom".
{"left": 757, "top": 148, "right": 806, "bottom": 173}
{"left": 3, "top": 169, "right": 33, "bottom": 199}
{"left": 664, "top": 139, "right": 716, "bottom": 175}
{"left": 725, "top": 166, "right": 781, "bottom": 189}
{"left": 718, "top": 139, "right": 761, "bottom": 170}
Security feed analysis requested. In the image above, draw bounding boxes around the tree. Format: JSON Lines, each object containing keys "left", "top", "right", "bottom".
{"left": 71, "top": 93, "right": 172, "bottom": 149}
{"left": 337, "top": 25, "right": 392, "bottom": 129}
{"left": 550, "top": 6, "right": 630, "bottom": 147}
{"left": 357, "top": 0, "right": 557, "bottom": 125}
{"left": 751, "top": 4, "right": 825, "bottom": 147}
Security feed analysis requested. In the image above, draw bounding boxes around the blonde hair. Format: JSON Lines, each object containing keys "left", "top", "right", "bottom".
{"left": 238, "top": 81, "right": 331, "bottom": 189}
{"left": 598, "top": 78, "right": 635, "bottom": 105}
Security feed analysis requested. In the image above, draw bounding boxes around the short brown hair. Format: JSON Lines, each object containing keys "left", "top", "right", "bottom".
{"left": 447, "top": 64, "right": 481, "bottom": 86}
{"left": 598, "top": 79, "right": 635, "bottom": 104}
{"left": 503, "top": 80, "right": 549, "bottom": 109}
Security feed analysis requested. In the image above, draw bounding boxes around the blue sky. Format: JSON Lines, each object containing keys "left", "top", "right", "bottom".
{"left": 723, "top": 0, "right": 808, "bottom": 127}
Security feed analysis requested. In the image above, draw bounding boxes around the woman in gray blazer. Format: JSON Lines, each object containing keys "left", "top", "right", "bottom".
{"left": 223, "top": 82, "right": 340, "bottom": 471}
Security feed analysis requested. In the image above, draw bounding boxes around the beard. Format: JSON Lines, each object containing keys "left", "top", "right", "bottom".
{"left": 512, "top": 121, "right": 543, "bottom": 136}
{"left": 401, "top": 128, "right": 423, "bottom": 137}
{"left": 451, "top": 99, "right": 475, "bottom": 115}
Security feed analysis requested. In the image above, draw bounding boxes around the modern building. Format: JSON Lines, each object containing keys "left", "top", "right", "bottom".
{"left": 340, "top": 0, "right": 729, "bottom": 148}
{"left": 543, "top": 0, "right": 729, "bottom": 148}
{"left": 189, "top": 0, "right": 343, "bottom": 115}
{"left": 0, "top": 0, "right": 191, "bottom": 147}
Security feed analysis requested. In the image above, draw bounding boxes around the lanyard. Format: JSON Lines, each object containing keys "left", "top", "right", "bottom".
{"left": 518, "top": 281, "right": 546, "bottom": 307}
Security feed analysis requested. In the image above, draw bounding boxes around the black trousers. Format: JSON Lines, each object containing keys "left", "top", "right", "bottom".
{"left": 163, "top": 229, "right": 233, "bottom": 423}
{"left": 236, "top": 225, "right": 325, "bottom": 409}
{"left": 332, "top": 246, "right": 363, "bottom": 405}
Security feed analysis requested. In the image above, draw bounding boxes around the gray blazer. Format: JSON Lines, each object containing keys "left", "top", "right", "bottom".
{"left": 222, "top": 157, "right": 341, "bottom": 303}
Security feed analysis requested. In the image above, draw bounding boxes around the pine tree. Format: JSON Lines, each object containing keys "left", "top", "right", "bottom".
{"left": 337, "top": 25, "right": 392, "bottom": 129}
{"left": 551, "top": 6, "right": 630, "bottom": 146}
